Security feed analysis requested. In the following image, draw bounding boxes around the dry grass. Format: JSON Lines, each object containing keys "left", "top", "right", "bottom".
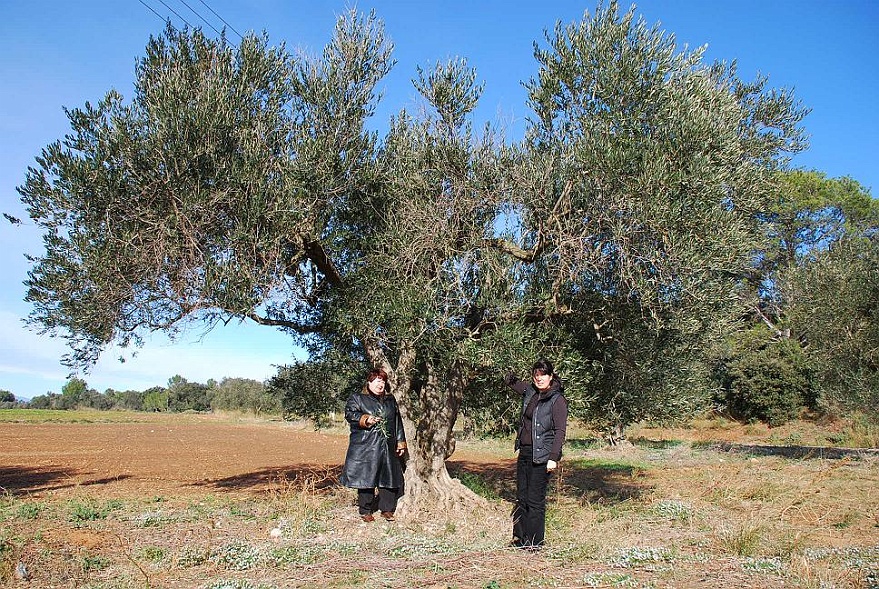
{"left": 1, "top": 416, "right": 877, "bottom": 588}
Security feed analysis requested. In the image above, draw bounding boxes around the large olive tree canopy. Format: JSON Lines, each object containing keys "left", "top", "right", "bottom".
{"left": 18, "top": 3, "right": 807, "bottom": 507}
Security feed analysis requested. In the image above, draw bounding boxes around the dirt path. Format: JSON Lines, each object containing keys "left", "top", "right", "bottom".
{"left": 0, "top": 416, "right": 510, "bottom": 498}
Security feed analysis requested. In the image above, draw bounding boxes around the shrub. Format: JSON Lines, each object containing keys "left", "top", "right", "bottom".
{"left": 713, "top": 325, "right": 814, "bottom": 425}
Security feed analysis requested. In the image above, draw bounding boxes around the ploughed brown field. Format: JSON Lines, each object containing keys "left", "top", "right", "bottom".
{"left": 0, "top": 413, "right": 508, "bottom": 498}
{"left": 1, "top": 411, "right": 877, "bottom": 588}
{"left": 3, "top": 417, "right": 342, "bottom": 497}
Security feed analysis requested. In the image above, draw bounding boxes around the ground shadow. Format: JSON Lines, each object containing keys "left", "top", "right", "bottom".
{"left": 566, "top": 437, "right": 604, "bottom": 452}
{"left": 80, "top": 475, "right": 133, "bottom": 487}
{"left": 558, "top": 462, "right": 652, "bottom": 501}
{"left": 696, "top": 441, "right": 879, "bottom": 460}
{"left": 0, "top": 467, "right": 132, "bottom": 496}
{"left": 193, "top": 464, "right": 343, "bottom": 493}
{"left": 448, "top": 460, "right": 517, "bottom": 502}
{"left": 0, "top": 466, "right": 82, "bottom": 495}
{"left": 627, "top": 436, "right": 685, "bottom": 450}
{"left": 195, "top": 457, "right": 652, "bottom": 505}
{"left": 447, "top": 458, "right": 652, "bottom": 504}
{"left": 568, "top": 437, "right": 685, "bottom": 451}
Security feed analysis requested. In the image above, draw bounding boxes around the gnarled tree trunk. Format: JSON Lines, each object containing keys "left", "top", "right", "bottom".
{"left": 367, "top": 342, "right": 484, "bottom": 515}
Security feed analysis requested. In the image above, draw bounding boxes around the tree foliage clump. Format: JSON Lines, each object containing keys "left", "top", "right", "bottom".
{"left": 749, "top": 170, "right": 877, "bottom": 329}
{"left": 513, "top": 2, "right": 807, "bottom": 432}
{"left": 268, "top": 351, "right": 365, "bottom": 425}
{"left": 0, "top": 390, "right": 19, "bottom": 409}
{"left": 786, "top": 236, "right": 879, "bottom": 411}
{"left": 211, "top": 377, "right": 280, "bottom": 415}
{"left": 739, "top": 169, "right": 878, "bottom": 416}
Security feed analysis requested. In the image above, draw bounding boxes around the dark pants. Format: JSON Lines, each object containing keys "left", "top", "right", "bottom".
{"left": 357, "top": 487, "right": 399, "bottom": 515}
{"left": 512, "top": 446, "right": 550, "bottom": 547}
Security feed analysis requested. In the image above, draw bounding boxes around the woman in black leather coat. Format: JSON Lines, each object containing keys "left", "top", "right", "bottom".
{"left": 339, "top": 369, "right": 407, "bottom": 521}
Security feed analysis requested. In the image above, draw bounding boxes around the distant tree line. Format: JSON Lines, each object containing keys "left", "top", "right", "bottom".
{"left": 14, "top": 375, "right": 287, "bottom": 417}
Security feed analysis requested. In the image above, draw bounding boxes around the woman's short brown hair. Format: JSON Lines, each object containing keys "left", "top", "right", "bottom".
{"left": 367, "top": 369, "right": 389, "bottom": 383}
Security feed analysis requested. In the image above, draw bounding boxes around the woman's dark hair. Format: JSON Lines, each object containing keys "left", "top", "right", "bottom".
{"left": 367, "top": 369, "right": 389, "bottom": 383}
{"left": 531, "top": 358, "right": 554, "bottom": 377}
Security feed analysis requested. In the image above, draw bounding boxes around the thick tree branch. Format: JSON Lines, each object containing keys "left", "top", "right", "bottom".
{"left": 484, "top": 180, "right": 573, "bottom": 262}
{"left": 246, "top": 311, "right": 321, "bottom": 334}
{"left": 462, "top": 303, "right": 576, "bottom": 340}
{"left": 482, "top": 237, "right": 536, "bottom": 261}
{"left": 304, "top": 239, "right": 343, "bottom": 287}
{"left": 363, "top": 338, "right": 392, "bottom": 374}
{"left": 753, "top": 305, "right": 789, "bottom": 339}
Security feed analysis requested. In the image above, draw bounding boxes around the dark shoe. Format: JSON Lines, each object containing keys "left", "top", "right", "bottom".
{"left": 360, "top": 514, "right": 375, "bottom": 522}
{"left": 380, "top": 511, "right": 396, "bottom": 521}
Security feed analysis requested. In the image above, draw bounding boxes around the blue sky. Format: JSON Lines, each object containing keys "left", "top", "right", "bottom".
{"left": 1, "top": 0, "right": 876, "bottom": 399}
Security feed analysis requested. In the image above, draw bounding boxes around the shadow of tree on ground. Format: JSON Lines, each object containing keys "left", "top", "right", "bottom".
{"left": 193, "top": 465, "right": 342, "bottom": 493}
{"left": 697, "top": 441, "right": 879, "bottom": 459}
{"left": 558, "top": 461, "right": 652, "bottom": 502}
{"left": 0, "top": 466, "right": 84, "bottom": 495}
{"left": 193, "top": 453, "right": 656, "bottom": 506}
{"left": 448, "top": 457, "right": 652, "bottom": 504}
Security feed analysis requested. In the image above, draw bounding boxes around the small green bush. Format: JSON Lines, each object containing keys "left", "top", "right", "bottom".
{"left": 139, "top": 546, "right": 166, "bottom": 562}
{"left": 16, "top": 502, "right": 44, "bottom": 520}
{"left": 713, "top": 326, "right": 814, "bottom": 425}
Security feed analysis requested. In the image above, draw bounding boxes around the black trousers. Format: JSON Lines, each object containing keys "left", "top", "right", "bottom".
{"left": 357, "top": 487, "right": 399, "bottom": 515}
{"left": 512, "top": 446, "right": 550, "bottom": 547}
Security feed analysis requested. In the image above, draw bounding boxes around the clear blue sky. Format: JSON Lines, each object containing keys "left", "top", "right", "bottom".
{"left": 1, "top": 1, "right": 876, "bottom": 399}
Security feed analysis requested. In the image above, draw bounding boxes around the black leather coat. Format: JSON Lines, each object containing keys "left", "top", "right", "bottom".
{"left": 339, "top": 391, "right": 407, "bottom": 490}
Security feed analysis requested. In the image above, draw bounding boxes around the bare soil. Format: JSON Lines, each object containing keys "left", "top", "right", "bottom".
{"left": 0, "top": 413, "right": 505, "bottom": 499}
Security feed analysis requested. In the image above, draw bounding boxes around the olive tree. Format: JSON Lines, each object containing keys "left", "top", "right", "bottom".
{"left": 19, "top": 5, "right": 808, "bottom": 509}
{"left": 19, "top": 11, "right": 492, "bottom": 508}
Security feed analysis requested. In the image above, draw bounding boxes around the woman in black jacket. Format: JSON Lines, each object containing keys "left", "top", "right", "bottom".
{"left": 339, "top": 369, "right": 407, "bottom": 521}
{"left": 505, "top": 358, "right": 568, "bottom": 549}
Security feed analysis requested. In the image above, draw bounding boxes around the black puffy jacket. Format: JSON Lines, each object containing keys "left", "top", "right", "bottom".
{"left": 507, "top": 375, "right": 568, "bottom": 464}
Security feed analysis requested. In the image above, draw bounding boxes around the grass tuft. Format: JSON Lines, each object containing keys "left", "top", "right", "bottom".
{"left": 649, "top": 499, "right": 693, "bottom": 524}
{"left": 609, "top": 546, "right": 674, "bottom": 569}
{"left": 0, "top": 538, "right": 16, "bottom": 582}
{"left": 717, "top": 522, "right": 765, "bottom": 557}
{"left": 67, "top": 497, "right": 123, "bottom": 523}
